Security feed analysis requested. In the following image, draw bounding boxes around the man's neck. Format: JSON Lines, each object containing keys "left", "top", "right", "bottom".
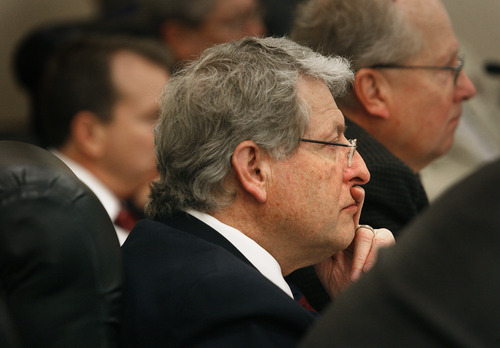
{"left": 57, "top": 146, "right": 133, "bottom": 199}
{"left": 188, "top": 209, "right": 294, "bottom": 299}
{"left": 211, "top": 203, "right": 317, "bottom": 277}
{"left": 343, "top": 111, "right": 423, "bottom": 173}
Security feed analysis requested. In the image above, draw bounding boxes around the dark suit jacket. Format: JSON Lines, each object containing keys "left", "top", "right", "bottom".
{"left": 120, "top": 213, "right": 316, "bottom": 347}
{"left": 345, "top": 118, "right": 429, "bottom": 235}
{"left": 286, "top": 118, "right": 430, "bottom": 312}
{"left": 300, "top": 158, "right": 500, "bottom": 347}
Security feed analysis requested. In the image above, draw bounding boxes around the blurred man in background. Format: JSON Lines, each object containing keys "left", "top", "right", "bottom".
{"left": 37, "top": 35, "right": 171, "bottom": 244}
{"left": 139, "top": 0, "right": 266, "bottom": 64}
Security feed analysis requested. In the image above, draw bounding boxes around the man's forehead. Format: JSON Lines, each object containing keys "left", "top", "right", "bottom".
{"left": 324, "top": 120, "right": 346, "bottom": 137}
{"left": 297, "top": 75, "right": 346, "bottom": 134}
{"left": 306, "top": 108, "right": 346, "bottom": 139}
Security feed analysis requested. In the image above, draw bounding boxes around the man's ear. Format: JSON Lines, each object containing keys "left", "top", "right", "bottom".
{"left": 231, "top": 140, "right": 268, "bottom": 203}
{"left": 70, "top": 111, "right": 107, "bottom": 159}
{"left": 353, "top": 68, "right": 391, "bottom": 119}
{"left": 159, "top": 20, "right": 199, "bottom": 61}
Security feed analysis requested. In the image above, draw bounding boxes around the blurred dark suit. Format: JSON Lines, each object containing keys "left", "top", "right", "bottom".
{"left": 345, "top": 118, "right": 429, "bottom": 233}
{"left": 300, "top": 158, "right": 500, "bottom": 347}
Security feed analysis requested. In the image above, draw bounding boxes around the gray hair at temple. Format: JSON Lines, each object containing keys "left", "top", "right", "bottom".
{"left": 146, "top": 36, "right": 353, "bottom": 218}
{"left": 291, "top": 0, "right": 424, "bottom": 104}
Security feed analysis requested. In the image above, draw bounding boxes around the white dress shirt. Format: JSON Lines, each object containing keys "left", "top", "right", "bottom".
{"left": 186, "top": 209, "right": 293, "bottom": 299}
{"left": 51, "top": 150, "right": 129, "bottom": 245}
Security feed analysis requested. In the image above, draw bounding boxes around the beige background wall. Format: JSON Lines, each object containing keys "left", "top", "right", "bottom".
{"left": 421, "top": 0, "right": 500, "bottom": 200}
{"left": 0, "top": 0, "right": 98, "bottom": 132}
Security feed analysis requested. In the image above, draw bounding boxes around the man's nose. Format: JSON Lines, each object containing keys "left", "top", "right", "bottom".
{"left": 455, "top": 70, "right": 476, "bottom": 102}
{"left": 345, "top": 150, "right": 370, "bottom": 185}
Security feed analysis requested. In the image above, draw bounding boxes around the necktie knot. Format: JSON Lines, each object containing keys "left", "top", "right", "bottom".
{"left": 114, "top": 207, "right": 140, "bottom": 231}
{"left": 288, "top": 281, "right": 318, "bottom": 314}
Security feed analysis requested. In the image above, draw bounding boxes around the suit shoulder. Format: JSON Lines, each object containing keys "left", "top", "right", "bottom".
{"left": 120, "top": 219, "right": 315, "bottom": 346}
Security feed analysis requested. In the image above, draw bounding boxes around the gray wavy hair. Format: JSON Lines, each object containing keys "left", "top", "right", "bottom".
{"left": 147, "top": 36, "right": 353, "bottom": 218}
{"left": 292, "top": 0, "right": 425, "bottom": 105}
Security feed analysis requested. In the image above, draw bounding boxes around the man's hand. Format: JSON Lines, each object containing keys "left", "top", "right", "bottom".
{"left": 314, "top": 226, "right": 394, "bottom": 300}
{"left": 314, "top": 186, "right": 395, "bottom": 300}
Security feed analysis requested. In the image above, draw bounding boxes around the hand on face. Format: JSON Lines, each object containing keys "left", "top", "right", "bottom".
{"left": 314, "top": 186, "right": 395, "bottom": 300}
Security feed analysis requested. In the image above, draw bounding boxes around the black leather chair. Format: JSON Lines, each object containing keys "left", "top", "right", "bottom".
{"left": 0, "top": 141, "right": 123, "bottom": 347}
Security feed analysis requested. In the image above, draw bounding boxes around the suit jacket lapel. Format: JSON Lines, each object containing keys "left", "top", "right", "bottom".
{"left": 157, "top": 212, "right": 254, "bottom": 269}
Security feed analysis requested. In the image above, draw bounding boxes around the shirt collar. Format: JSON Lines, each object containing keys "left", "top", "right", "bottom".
{"left": 50, "top": 150, "right": 129, "bottom": 245}
{"left": 51, "top": 150, "right": 121, "bottom": 218}
{"left": 186, "top": 209, "right": 293, "bottom": 299}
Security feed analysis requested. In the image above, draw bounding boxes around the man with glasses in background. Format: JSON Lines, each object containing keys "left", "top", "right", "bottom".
{"left": 138, "top": 0, "right": 266, "bottom": 66}
{"left": 119, "top": 36, "right": 394, "bottom": 346}
{"left": 289, "top": 0, "right": 476, "bottom": 311}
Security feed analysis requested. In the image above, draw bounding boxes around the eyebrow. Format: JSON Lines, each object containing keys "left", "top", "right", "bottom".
{"left": 442, "top": 49, "right": 460, "bottom": 64}
{"left": 333, "top": 123, "right": 346, "bottom": 138}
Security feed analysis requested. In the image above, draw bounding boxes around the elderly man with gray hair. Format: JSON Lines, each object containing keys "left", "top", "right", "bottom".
{"left": 289, "top": 0, "right": 477, "bottom": 311}
{"left": 119, "top": 36, "right": 394, "bottom": 346}
{"left": 292, "top": 0, "right": 476, "bottom": 236}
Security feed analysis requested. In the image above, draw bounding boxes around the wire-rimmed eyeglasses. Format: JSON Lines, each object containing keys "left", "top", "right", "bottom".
{"left": 369, "top": 55, "right": 464, "bottom": 86}
{"left": 300, "top": 138, "right": 357, "bottom": 167}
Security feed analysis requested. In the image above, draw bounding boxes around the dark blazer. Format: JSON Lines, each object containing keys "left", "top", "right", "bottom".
{"left": 345, "top": 118, "right": 429, "bottom": 235}
{"left": 287, "top": 118, "right": 430, "bottom": 312}
{"left": 300, "top": 158, "right": 500, "bottom": 347}
{"left": 120, "top": 213, "right": 316, "bottom": 347}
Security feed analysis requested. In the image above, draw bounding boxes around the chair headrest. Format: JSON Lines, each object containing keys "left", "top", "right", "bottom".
{"left": 0, "top": 141, "right": 123, "bottom": 346}
{"left": 0, "top": 140, "right": 80, "bottom": 196}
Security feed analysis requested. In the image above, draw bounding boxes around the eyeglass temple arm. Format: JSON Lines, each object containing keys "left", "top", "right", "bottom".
{"left": 300, "top": 138, "right": 355, "bottom": 147}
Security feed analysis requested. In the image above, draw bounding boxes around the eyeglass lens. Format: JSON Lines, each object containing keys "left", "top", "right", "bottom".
{"left": 347, "top": 139, "right": 357, "bottom": 167}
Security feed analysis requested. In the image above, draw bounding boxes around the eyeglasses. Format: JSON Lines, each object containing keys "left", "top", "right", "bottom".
{"left": 300, "top": 138, "right": 357, "bottom": 167}
{"left": 370, "top": 55, "right": 464, "bottom": 86}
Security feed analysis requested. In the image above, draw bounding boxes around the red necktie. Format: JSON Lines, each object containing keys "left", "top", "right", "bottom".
{"left": 288, "top": 282, "right": 318, "bottom": 314}
{"left": 114, "top": 207, "right": 140, "bottom": 231}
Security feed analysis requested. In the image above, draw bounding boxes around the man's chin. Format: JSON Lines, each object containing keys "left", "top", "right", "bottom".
{"left": 338, "top": 223, "right": 356, "bottom": 248}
